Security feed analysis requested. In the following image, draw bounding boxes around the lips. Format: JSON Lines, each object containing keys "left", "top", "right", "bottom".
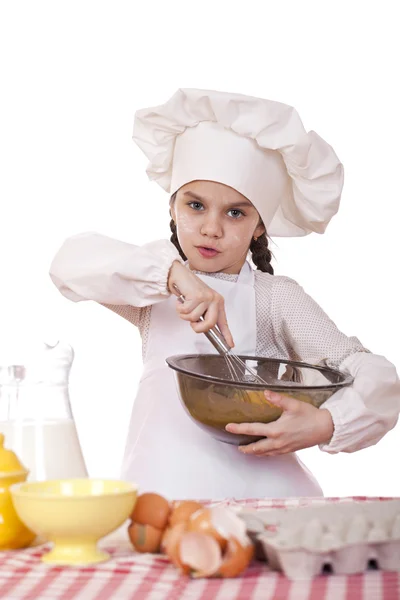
{"left": 197, "top": 246, "right": 220, "bottom": 258}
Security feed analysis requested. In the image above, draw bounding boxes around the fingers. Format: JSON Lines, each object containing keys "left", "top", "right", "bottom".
{"left": 264, "top": 390, "right": 302, "bottom": 412}
{"left": 217, "top": 304, "right": 234, "bottom": 348}
{"left": 176, "top": 291, "right": 234, "bottom": 345}
{"left": 176, "top": 296, "right": 208, "bottom": 315}
{"left": 177, "top": 301, "right": 208, "bottom": 324}
{"left": 226, "top": 422, "right": 289, "bottom": 456}
{"left": 228, "top": 423, "right": 288, "bottom": 456}
{"left": 191, "top": 302, "right": 219, "bottom": 334}
{"left": 175, "top": 288, "right": 215, "bottom": 316}
{"left": 239, "top": 436, "right": 287, "bottom": 456}
{"left": 226, "top": 422, "right": 276, "bottom": 437}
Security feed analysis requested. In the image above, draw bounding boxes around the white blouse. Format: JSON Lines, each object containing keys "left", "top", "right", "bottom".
{"left": 50, "top": 232, "right": 400, "bottom": 455}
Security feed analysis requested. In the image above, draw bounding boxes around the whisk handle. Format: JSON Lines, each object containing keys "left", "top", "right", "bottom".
{"left": 172, "top": 284, "right": 231, "bottom": 355}
{"left": 201, "top": 322, "right": 231, "bottom": 355}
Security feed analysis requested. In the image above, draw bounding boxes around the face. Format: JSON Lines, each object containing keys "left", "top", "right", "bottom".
{"left": 170, "top": 180, "right": 265, "bottom": 274}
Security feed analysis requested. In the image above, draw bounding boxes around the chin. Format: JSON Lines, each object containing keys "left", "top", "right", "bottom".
{"left": 186, "top": 253, "right": 220, "bottom": 272}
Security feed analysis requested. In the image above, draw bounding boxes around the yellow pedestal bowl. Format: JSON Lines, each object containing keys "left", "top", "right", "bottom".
{"left": 11, "top": 479, "right": 137, "bottom": 565}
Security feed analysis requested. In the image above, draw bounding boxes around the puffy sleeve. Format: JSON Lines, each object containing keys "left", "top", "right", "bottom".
{"left": 271, "top": 277, "right": 400, "bottom": 453}
{"left": 49, "top": 233, "right": 184, "bottom": 307}
{"left": 319, "top": 352, "right": 400, "bottom": 453}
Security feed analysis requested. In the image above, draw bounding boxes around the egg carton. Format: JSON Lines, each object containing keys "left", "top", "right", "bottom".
{"left": 239, "top": 500, "right": 400, "bottom": 579}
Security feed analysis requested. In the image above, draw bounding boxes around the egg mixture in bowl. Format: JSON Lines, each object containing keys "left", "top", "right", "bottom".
{"left": 166, "top": 355, "right": 353, "bottom": 445}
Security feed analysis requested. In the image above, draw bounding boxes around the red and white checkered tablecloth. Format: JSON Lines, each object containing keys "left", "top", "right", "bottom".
{"left": 0, "top": 497, "right": 399, "bottom": 600}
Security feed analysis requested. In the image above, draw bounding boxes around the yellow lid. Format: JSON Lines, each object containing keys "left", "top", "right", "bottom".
{"left": 0, "top": 433, "right": 27, "bottom": 473}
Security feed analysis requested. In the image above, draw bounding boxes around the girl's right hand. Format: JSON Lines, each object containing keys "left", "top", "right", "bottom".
{"left": 167, "top": 260, "right": 235, "bottom": 348}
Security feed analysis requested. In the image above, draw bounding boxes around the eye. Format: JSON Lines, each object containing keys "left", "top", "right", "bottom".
{"left": 227, "top": 209, "right": 244, "bottom": 219}
{"left": 188, "top": 201, "right": 204, "bottom": 211}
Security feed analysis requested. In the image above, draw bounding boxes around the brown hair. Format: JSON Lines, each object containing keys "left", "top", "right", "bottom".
{"left": 169, "top": 193, "right": 274, "bottom": 274}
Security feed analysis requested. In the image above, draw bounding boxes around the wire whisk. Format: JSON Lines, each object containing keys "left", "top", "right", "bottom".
{"left": 172, "top": 284, "right": 268, "bottom": 387}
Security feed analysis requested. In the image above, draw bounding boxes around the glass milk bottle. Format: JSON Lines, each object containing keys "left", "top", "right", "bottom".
{"left": 0, "top": 341, "right": 87, "bottom": 481}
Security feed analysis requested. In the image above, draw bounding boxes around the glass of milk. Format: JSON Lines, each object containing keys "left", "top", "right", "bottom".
{"left": 0, "top": 341, "right": 88, "bottom": 481}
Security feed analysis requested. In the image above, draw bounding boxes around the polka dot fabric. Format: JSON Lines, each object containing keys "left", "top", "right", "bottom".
{"left": 103, "top": 268, "right": 368, "bottom": 368}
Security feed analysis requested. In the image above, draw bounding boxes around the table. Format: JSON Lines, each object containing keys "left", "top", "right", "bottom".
{"left": 1, "top": 497, "right": 399, "bottom": 599}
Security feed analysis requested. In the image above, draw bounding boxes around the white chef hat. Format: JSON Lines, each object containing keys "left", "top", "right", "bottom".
{"left": 132, "top": 88, "right": 344, "bottom": 237}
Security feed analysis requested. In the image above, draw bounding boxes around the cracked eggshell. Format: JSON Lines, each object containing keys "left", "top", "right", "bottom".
{"left": 187, "top": 506, "right": 248, "bottom": 551}
{"left": 180, "top": 532, "right": 222, "bottom": 578}
{"left": 167, "top": 507, "right": 255, "bottom": 578}
{"left": 169, "top": 501, "right": 204, "bottom": 527}
{"left": 163, "top": 522, "right": 189, "bottom": 571}
{"left": 217, "top": 537, "right": 254, "bottom": 578}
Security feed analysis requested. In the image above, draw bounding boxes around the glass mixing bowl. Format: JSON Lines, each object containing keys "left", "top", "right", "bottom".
{"left": 166, "top": 354, "right": 353, "bottom": 445}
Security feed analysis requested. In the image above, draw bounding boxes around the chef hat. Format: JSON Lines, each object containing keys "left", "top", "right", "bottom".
{"left": 132, "top": 88, "right": 344, "bottom": 237}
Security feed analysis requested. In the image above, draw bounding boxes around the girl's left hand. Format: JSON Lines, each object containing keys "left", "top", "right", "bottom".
{"left": 225, "top": 391, "right": 334, "bottom": 456}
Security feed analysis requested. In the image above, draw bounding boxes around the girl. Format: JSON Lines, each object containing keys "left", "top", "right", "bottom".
{"left": 50, "top": 88, "right": 400, "bottom": 499}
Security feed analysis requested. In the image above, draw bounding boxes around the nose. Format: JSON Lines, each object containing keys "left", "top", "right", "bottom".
{"left": 200, "top": 214, "right": 222, "bottom": 238}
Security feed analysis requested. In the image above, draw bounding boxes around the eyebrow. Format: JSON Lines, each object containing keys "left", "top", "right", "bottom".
{"left": 184, "top": 191, "right": 253, "bottom": 208}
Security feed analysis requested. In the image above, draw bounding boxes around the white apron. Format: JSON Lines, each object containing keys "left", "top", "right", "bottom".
{"left": 121, "top": 261, "right": 322, "bottom": 499}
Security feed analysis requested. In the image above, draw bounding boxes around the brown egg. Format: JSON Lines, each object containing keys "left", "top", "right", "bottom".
{"left": 169, "top": 501, "right": 204, "bottom": 527}
{"left": 187, "top": 508, "right": 227, "bottom": 550}
{"left": 128, "top": 522, "right": 163, "bottom": 554}
{"left": 131, "top": 493, "right": 171, "bottom": 530}
{"left": 218, "top": 537, "right": 254, "bottom": 578}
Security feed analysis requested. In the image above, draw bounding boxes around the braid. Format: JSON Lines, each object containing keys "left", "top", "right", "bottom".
{"left": 250, "top": 233, "right": 274, "bottom": 274}
{"left": 170, "top": 218, "right": 187, "bottom": 261}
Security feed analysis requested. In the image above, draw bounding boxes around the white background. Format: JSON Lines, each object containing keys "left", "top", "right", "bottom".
{"left": 0, "top": 0, "right": 399, "bottom": 497}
